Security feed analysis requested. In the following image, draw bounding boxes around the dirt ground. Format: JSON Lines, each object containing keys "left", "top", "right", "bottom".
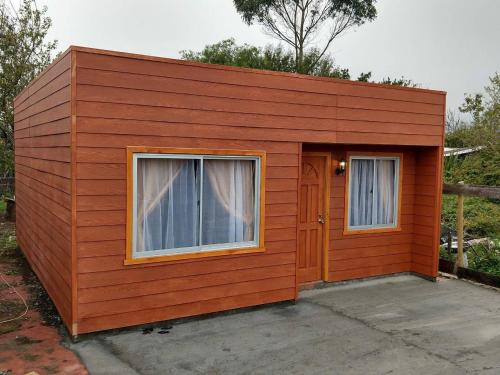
{"left": 0, "top": 220, "right": 87, "bottom": 375}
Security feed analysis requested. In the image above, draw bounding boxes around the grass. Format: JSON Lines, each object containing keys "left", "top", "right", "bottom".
{"left": 0, "top": 218, "right": 62, "bottom": 335}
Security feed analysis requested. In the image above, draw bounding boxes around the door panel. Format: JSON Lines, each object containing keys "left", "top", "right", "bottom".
{"left": 298, "top": 155, "right": 326, "bottom": 283}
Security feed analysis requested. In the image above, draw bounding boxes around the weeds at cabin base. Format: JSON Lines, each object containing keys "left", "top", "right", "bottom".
{"left": 0, "top": 219, "right": 62, "bottom": 335}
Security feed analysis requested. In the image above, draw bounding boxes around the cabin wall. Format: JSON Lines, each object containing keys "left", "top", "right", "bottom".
{"left": 13, "top": 51, "right": 73, "bottom": 327}
{"left": 301, "top": 145, "right": 415, "bottom": 281}
{"left": 72, "top": 50, "right": 313, "bottom": 333}
{"left": 303, "top": 144, "right": 443, "bottom": 282}
{"left": 329, "top": 146, "right": 416, "bottom": 281}
{"left": 13, "top": 46, "right": 445, "bottom": 335}
{"left": 72, "top": 48, "right": 445, "bottom": 333}
{"left": 411, "top": 147, "right": 443, "bottom": 277}
{"left": 72, "top": 47, "right": 445, "bottom": 147}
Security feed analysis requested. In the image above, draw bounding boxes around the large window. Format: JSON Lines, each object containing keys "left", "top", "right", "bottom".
{"left": 126, "top": 148, "right": 265, "bottom": 263}
{"left": 345, "top": 154, "right": 402, "bottom": 233}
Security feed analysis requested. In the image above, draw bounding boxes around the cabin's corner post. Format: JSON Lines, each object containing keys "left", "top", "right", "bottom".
{"left": 294, "top": 142, "right": 302, "bottom": 299}
{"left": 70, "top": 48, "right": 78, "bottom": 337}
{"left": 323, "top": 153, "right": 331, "bottom": 282}
{"left": 431, "top": 145, "right": 444, "bottom": 278}
{"left": 432, "top": 93, "right": 446, "bottom": 277}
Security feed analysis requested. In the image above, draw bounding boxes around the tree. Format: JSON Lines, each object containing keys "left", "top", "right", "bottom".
{"left": 181, "top": 38, "right": 350, "bottom": 79}
{"left": 442, "top": 73, "right": 499, "bottom": 244}
{"left": 182, "top": 39, "right": 416, "bottom": 87}
{"left": 233, "top": 0, "right": 377, "bottom": 73}
{"left": 0, "top": 0, "right": 57, "bottom": 179}
{"left": 459, "top": 93, "right": 484, "bottom": 122}
{"left": 379, "top": 76, "right": 417, "bottom": 88}
{"left": 445, "top": 72, "right": 500, "bottom": 186}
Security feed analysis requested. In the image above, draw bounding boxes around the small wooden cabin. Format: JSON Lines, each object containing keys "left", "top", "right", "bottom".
{"left": 14, "top": 46, "right": 445, "bottom": 336}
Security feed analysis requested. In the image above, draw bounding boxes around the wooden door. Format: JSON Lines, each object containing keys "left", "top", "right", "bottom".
{"left": 298, "top": 154, "right": 327, "bottom": 284}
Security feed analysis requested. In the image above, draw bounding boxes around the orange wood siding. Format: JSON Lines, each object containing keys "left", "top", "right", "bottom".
{"left": 305, "top": 144, "right": 443, "bottom": 282}
{"left": 411, "top": 147, "right": 443, "bottom": 277}
{"left": 72, "top": 48, "right": 445, "bottom": 333}
{"left": 305, "top": 146, "right": 415, "bottom": 281}
{"left": 73, "top": 47, "right": 444, "bottom": 146}
{"left": 14, "top": 51, "right": 74, "bottom": 328}
{"left": 73, "top": 50, "right": 304, "bottom": 333}
{"left": 14, "top": 46, "right": 445, "bottom": 335}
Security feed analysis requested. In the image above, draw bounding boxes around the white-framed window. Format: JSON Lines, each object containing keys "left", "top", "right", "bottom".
{"left": 132, "top": 153, "right": 262, "bottom": 259}
{"left": 346, "top": 155, "right": 401, "bottom": 231}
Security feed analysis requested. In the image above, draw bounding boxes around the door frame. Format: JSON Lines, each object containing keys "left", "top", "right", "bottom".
{"left": 296, "top": 151, "right": 331, "bottom": 290}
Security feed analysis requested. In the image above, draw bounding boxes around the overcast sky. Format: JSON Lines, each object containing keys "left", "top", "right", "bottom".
{"left": 35, "top": 0, "right": 500, "bottom": 115}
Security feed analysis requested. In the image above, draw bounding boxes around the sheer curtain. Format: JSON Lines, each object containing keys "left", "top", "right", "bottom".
{"left": 136, "top": 158, "right": 199, "bottom": 252}
{"left": 374, "top": 160, "right": 396, "bottom": 225}
{"left": 349, "top": 158, "right": 397, "bottom": 227}
{"left": 202, "top": 159, "right": 255, "bottom": 245}
{"left": 349, "top": 159, "right": 374, "bottom": 226}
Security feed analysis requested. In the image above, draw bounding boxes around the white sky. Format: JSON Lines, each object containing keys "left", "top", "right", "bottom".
{"left": 33, "top": 0, "right": 500, "bottom": 115}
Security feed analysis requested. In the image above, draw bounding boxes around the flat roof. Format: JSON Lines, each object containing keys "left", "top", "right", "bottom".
{"left": 15, "top": 45, "right": 447, "bottom": 102}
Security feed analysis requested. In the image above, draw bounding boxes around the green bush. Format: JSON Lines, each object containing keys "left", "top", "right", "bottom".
{"left": 467, "top": 240, "right": 500, "bottom": 276}
{"left": 439, "top": 239, "right": 500, "bottom": 276}
{"left": 442, "top": 72, "right": 500, "bottom": 276}
{"left": 441, "top": 195, "right": 500, "bottom": 239}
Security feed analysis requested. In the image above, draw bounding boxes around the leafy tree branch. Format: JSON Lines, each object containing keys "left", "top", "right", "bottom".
{"left": 0, "top": 0, "right": 57, "bottom": 179}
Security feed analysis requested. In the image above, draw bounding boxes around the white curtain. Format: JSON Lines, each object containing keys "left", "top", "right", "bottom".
{"left": 349, "top": 159, "right": 374, "bottom": 226}
{"left": 136, "top": 158, "right": 199, "bottom": 252}
{"left": 202, "top": 159, "right": 255, "bottom": 245}
{"left": 374, "top": 160, "right": 396, "bottom": 225}
{"left": 349, "top": 158, "right": 397, "bottom": 227}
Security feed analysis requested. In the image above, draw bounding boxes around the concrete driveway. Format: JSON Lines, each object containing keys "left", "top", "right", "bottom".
{"left": 70, "top": 275, "right": 500, "bottom": 375}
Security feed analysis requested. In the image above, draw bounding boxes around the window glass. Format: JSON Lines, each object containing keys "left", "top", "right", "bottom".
{"left": 133, "top": 154, "right": 259, "bottom": 257}
{"left": 136, "top": 158, "right": 200, "bottom": 252}
{"left": 202, "top": 159, "right": 256, "bottom": 246}
{"left": 348, "top": 156, "right": 399, "bottom": 230}
{"left": 349, "top": 159, "right": 374, "bottom": 226}
{"left": 374, "top": 159, "right": 396, "bottom": 225}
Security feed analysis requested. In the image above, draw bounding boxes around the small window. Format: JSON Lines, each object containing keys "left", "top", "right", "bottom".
{"left": 128, "top": 148, "right": 265, "bottom": 262}
{"left": 346, "top": 155, "right": 401, "bottom": 232}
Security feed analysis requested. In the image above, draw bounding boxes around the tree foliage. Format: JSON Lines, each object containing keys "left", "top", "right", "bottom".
{"left": 181, "top": 38, "right": 414, "bottom": 86}
{"left": 233, "top": 0, "right": 377, "bottom": 73}
{"left": 379, "top": 76, "right": 417, "bottom": 88}
{"left": 181, "top": 38, "right": 351, "bottom": 78}
{"left": 445, "top": 73, "right": 500, "bottom": 186}
{"left": 0, "top": 0, "right": 57, "bottom": 178}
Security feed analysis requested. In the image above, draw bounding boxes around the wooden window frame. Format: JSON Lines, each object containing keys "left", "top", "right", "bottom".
{"left": 343, "top": 152, "right": 403, "bottom": 236}
{"left": 125, "top": 146, "right": 266, "bottom": 265}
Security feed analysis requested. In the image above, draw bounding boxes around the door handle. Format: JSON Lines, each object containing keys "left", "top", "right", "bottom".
{"left": 318, "top": 214, "right": 325, "bottom": 224}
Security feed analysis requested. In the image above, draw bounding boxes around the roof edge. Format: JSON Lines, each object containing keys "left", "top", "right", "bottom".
{"left": 13, "top": 47, "right": 73, "bottom": 104}
{"left": 70, "top": 45, "right": 447, "bottom": 96}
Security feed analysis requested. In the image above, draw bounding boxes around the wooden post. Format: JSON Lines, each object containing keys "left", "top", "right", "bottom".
{"left": 455, "top": 181, "right": 465, "bottom": 272}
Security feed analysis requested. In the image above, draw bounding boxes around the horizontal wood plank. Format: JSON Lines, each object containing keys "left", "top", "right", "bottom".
{"left": 77, "top": 288, "right": 295, "bottom": 334}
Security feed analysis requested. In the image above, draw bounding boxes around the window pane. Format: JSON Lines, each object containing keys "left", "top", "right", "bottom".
{"left": 374, "top": 159, "right": 396, "bottom": 225}
{"left": 136, "top": 158, "right": 199, "bottom": 252}
{"left": 202, "top": 159, "right": 256, "bottom": 245}
{"left": 349, "top": 159, "right": 374, "bottom": 226}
